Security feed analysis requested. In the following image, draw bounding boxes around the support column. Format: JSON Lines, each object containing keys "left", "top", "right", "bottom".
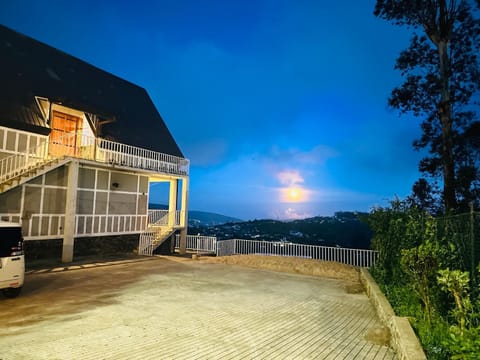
{"left": 168, "top": 179, "right": 178, "bottom": 227}
{"left": 179, "top": 177, "right": 189, "bottom": 255}
{"left": 62, "top": 160, "right": 79, "bottom": 263}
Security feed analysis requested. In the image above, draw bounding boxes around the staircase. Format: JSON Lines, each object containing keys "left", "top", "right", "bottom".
{"left": 0, "top": 138, "right": 71, "bottom": 193}
{"left": 138, "top": 224, "right": 176, "bottom": 256}
{"left": 0, "top": 157, "right": 71, "bottom": 193}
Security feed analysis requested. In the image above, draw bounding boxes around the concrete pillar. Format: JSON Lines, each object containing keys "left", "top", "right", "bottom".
{"left": 62, "top": 160, "right": 79, "bottom": 263}
{"left": 179, "top": 177, "right": 189, "bottom": 255}
{"left": 168, "top": 179, "right": 178, "bottom": 227}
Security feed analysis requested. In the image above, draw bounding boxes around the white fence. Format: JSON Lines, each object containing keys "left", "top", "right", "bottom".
{"left": 175, "top": 235, "right": 217, "bottom": 253}
{"left": 216, "top": 239, "right": 378, "bottom": 268}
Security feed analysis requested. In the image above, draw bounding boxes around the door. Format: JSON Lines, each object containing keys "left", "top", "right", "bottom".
{"left": 49, "top": 111, "right": 81, "bottom": 156}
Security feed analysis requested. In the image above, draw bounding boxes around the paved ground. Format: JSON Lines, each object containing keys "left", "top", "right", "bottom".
{"left": 0, "top": 256, "right": 396, "bottom": 359}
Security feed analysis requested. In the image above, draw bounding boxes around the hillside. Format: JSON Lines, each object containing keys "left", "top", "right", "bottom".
{"left": 188, "top": 211, "right": 373, "bottom": 249}
{"left": 148, "top": 204, "right": 242, "bottom": 227}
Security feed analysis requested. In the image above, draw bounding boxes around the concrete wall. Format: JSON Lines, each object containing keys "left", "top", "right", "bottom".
{"left": 360, "top": 269, "right": 426, "bottom": 360}
{"left": 77, "top": 167, "right": 148, "bottom": 216}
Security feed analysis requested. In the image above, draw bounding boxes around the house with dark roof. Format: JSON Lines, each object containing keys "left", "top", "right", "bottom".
{"left": 0, "top": 25, "right": 189, "bottom": 262}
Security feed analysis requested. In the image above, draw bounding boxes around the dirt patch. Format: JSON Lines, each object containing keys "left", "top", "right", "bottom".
{"left": 0, "top": 257, "right": 189, "bottom": 330}
{"left": 199, "top": 255, "right": 360, "bottom": 284}
{"left": 365, "top": 325, "right": 391, "bottom": 346}
{"left": 345, "top": 283, "right": 365, "bottom": 294}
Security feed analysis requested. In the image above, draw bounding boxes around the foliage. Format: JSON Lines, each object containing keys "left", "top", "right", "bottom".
{"left": 374, "top": 0, "right": 480, "bottom": 211}
{"left": 376, "top": 282, "right": 451, "bottom": 359}
{"left": 437, "top": 269, "right": 472, "bottom": 331}
{"left": 444, "top": 325, "right": 480, "bottom": 360}
{"left": 369, "top": 199, "right": 480, "bottom": 358}
{"left": 437, "top": 266, "right": 480, "bottom": 359}
{"left": 368, "top": 200, "right": 412, "bottom": 283}
{"left": 401, "top": 237, "right": 444, "bottom": 324}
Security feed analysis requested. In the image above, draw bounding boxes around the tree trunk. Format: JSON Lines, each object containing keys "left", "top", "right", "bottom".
{"left": 438, "top": 40, "right": 457, "bottom": 211}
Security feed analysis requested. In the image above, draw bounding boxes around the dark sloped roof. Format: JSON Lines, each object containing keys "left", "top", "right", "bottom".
{"left": 0, "top": 25, "right": 183, "bottom": 158}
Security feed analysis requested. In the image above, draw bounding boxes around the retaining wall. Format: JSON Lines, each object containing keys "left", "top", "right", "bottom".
{"left": 360, "top": 268, "right": 426, "bottom": 360}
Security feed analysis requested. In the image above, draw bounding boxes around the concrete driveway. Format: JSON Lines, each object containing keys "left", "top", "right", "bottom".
{"left": 0, "top": 257, "right": 396, "bottom": 359}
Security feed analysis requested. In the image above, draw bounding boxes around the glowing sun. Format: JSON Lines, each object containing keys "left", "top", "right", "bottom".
{"left": 286, "top": 187, "right": 303, "bottom": 202}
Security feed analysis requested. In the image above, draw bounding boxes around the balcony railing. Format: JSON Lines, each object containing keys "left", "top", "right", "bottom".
{"left": 0, "top": 132, "right": 189, "bottom": 187}
{"left": 95, "top": 138, "right": 189, "bottom": 176}
{"left": 147, "top": 209, "right": 183, "bottom": 227}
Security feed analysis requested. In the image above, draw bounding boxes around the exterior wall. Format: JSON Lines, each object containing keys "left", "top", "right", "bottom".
{"left": 0, "top": 166, "right": 67, "bottom": 237}
{"left": 75, "top": 166, "right": 149, "bottom": 236}
{"left": 0, "top": 163, "right": 149, "bottom": 239}
{"left": 0, "top": 126, "right": 47, "bottom": 160}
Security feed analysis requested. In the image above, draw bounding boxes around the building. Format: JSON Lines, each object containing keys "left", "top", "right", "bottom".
{"left": 0, "top": 25, "right": 189, "bottom": 262}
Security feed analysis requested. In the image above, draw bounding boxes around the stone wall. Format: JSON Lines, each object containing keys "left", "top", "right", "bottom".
{"left": 24, "top": 234, "right": 140, "bottom": 264}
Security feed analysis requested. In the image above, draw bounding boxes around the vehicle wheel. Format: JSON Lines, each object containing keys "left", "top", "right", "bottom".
{"left": 2, "top": 287, "right": 22, "bottom": 298}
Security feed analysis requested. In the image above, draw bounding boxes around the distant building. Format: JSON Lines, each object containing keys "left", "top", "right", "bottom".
{"left": 0, "top": 25, "right": 189, "bottom": 262}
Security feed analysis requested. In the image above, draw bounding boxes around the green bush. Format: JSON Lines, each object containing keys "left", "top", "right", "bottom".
{"left": 368, "top": 202, "right": 480, "bottom": 358}
{"left": 401, "top": 237, "right": 443, "bottom": 324}
{"left": 444, "top": 325, "right": 480, "bottom": 359}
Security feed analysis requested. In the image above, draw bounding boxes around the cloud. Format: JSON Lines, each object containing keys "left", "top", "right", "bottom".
{"left": 269, "top": 145, "right": 338, "bottom": 166}
{"left": 276, "top": 170, "right": 304, "bottom": 186}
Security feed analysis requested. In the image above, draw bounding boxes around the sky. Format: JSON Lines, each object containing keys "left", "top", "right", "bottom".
{"left": 0, "top": 0, "right": 424, "bottom": 220}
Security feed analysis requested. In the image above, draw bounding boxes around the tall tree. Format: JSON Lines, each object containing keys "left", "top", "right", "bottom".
{"left": 375, "top": 0, "right": 480, "bottom": 211}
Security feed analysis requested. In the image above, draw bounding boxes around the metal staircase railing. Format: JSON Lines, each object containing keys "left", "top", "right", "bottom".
{"left": 0, "top": 135, "right": 71, "bottom": 193}
{"left": 138, "top": 211, "right": 176, "bottom": 256}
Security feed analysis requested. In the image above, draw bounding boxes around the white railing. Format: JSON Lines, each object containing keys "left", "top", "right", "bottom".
{"left": 148, "top": 210, "right": 169, "bottom": 224}
{"left": 0, "top": 132, "right": 189, "bottom": 189}
{"left": 0, "top": 213, "right": 148, "bottom": 239}
{"left": 97, "top": 138, "right": 189, "bottom": 176}
{"left": 0, "top": 213, "right": 65, "bottom": 239}
{"left": 216, "top": 239, "right": 378, "bottom": 268}
{"left": 138, "top": 229, "right": 158, "bottom": 256}
{"left": 0, "top": 213, "right": 21, "bottom": 224}
{"left": 0, "top": 135, "right": 50, "bottom": 184}
{"left": 75, "top": 214, "right": 147, "bottom": 237}
{"left": 175, "top": 234, "right": 217, "bottom": 253}
{"left": 147, "top": 210, "right": 182, "bottom": 227}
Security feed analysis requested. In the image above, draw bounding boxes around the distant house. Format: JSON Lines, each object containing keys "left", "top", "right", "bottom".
{"left": 0, "top": 25, "right": 189, "bottom": 262}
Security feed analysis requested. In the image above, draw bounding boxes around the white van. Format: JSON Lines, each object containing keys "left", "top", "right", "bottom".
{"left": 0, "top": 221, "right": 25, "bottom": 298}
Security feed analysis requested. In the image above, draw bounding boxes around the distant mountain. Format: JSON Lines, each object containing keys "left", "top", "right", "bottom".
{"left": 148, "top": 204, "right": 243, "bottom": 227}
{"left": 188, "top": 211, "right": 373, "bottom": 249}
{"left": 188, "top": 211, "right": 243, "bottom": 227}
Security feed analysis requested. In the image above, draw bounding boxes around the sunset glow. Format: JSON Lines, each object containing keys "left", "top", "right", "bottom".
{"left": 282, "top": 187, "right": 306, "bottom": 202}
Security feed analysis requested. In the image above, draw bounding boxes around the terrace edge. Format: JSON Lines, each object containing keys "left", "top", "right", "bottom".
{"left": 359, "top": 268, "right": 427, "bottom": 360}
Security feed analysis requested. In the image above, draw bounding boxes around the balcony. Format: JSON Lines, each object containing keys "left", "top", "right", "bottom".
{"left": 61, "top": 134, "right": 189, "bottom": 175}
{"left": 0, "top": 132, "right": 189, "bottom": 189}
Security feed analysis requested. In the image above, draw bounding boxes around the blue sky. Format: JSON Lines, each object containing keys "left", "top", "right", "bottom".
{"left": 0, "top": 0, "right": 423, "bottom": 220}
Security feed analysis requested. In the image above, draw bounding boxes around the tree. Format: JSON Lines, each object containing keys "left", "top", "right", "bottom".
{"left": 374, "top": 0, "right": 480, "bottom": 212}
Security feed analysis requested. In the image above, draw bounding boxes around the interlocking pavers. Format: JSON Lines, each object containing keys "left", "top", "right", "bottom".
{"left": 0, "top": 257, "right": 396, "bottom": 359}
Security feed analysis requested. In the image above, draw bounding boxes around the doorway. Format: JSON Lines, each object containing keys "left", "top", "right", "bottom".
{"left": 49, "top": 111, "right": 81, "bottom": 156}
